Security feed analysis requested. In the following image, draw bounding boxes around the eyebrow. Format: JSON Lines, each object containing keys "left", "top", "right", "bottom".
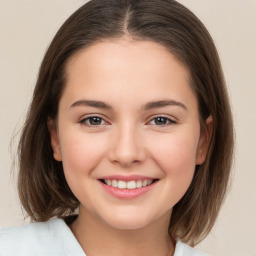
{"left": 70, "top": 100, "right": 112, "bottom": 109}
{"left": 70, "top": 99, "right": 187, "bottom": 111}
{"left": 143, "top": 100, "right": 187, "bottom": 111}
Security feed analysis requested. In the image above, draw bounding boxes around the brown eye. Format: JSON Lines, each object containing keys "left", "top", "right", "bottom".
{"left": 80, "top": 116, "right": 106, "bottom": 126}
{"left": 149, "top": 116, "right": 176, "bottom": 126}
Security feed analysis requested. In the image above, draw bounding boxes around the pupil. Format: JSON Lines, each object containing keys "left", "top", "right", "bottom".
{"left": 91, "top": 117, "right": 101, "bottom": 125}
{"left": 156, "top": 117, "right": 167, "bottom": 125}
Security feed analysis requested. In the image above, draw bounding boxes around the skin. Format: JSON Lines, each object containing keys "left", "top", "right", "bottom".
{"left": 48, "top": 38, "right": 212, "bottom": 256}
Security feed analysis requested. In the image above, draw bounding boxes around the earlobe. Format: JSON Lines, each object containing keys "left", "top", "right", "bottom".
{"left": 196, "top": 115, "right": 213, "bottom": 165}
{"left": 47, "top": 118, "right": 62, "bottom": 161}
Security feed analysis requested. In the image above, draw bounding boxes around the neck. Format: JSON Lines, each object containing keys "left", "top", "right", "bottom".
{"left": 69, "top": 207, "right": 175, "bottom": 256}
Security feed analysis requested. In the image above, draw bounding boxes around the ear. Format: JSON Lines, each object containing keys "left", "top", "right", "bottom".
{"left": 196, "top": 116, "right": 213, "bottom": 165}
{"left": 47, "top": 118, "right": 62, "bottom": 161}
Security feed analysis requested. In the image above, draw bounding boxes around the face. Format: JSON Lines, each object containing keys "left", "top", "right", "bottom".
{"left": 49, "top": 39, "right": 211, "bottom": 230}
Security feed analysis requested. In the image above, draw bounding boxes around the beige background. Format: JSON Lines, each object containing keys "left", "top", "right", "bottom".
{"left": 0, "top": 0, "right": 255, "bottom": 255}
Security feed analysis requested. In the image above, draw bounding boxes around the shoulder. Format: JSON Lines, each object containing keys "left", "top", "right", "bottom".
{"left": 0, "top": 219, "right": 68, "bottom": 256}
{"left": 174, "top": 240, "right": 210, "bottom": 256}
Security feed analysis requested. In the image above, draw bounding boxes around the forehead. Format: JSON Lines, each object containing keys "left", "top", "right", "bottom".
{"left": 62, "top": 39, "right": 197, "bottom": 111}
{"left": 66, "top": 38, "right": 190, "bottom": 82}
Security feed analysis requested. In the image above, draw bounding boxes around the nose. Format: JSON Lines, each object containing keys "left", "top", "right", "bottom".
{"left": 108, "top": 123, "right": 147, "bottom": 167}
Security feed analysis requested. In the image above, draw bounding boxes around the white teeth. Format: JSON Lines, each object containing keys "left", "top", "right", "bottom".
{"left": 127, "top": 181, "right": 136, "bottom": 189}
{"left": 106, "top": 180, "right": 112, "bottom": 186}
{"left": 103, "top": 179, "right": 155, "bottom": 189}
{"left": 118, "top": 180, "right": 127, "bottom": 189}
{"left": 112, "top": 179, "right": 118, "bottom": 187}
{"left": 142, "top": 180, "right": 148, "bottom": 187}
{"left": 136, "top": 180, "right": 142, "bottom": 188}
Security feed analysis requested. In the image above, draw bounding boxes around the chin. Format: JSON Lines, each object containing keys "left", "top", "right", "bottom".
{"left": 100, "top": 210, "right": 161, "bottom": 231}
{"left": 106, "top": 218, "right": 150, "bottom": 230}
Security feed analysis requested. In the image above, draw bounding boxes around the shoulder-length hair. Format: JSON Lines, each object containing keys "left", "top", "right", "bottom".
{"left": 18, "top": 0, "right": 234, "bottom": 246}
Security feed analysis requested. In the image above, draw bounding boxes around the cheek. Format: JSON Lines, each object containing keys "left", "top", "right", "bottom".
{"left": 59, "top": 132, "right": 107, "bottom": 178}
{"left": 58, "top": 132, "right": 109, "bottom": 204}
{"left": 152, "top": 134, "right": 199, "bottom": 170}
{"left": 149, "top": 131, "right": 200, "bottom": 195}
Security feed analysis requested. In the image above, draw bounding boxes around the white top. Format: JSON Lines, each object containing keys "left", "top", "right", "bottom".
{"left": 0, "top": 218, "right": 209, "bottom": 256}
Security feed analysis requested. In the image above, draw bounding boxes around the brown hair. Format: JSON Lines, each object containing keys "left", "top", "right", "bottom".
{"left": 18, "top": 0, "right": 234, "bottom": 246}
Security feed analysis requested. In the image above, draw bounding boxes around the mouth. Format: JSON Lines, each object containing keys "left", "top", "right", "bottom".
{"left": 99, "top": 179, "right": 159, "bottom": 190}
{"left": 98, "top": 175, "right": 159, "bottom": 199}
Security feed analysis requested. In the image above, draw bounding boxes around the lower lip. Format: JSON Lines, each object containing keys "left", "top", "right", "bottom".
{"left": 99, "top": 181, "right": 157, "bottom": 199}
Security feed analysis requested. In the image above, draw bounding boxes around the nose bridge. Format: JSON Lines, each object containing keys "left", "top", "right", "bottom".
{"left": 109, "top": 120, "right": 145, "bottom": 166}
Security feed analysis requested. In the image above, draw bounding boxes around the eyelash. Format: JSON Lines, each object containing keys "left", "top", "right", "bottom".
{"left": 79, "top": 116, "right": 108, "bottom": 126}
{"left": 79, "top": 115, "right": 177, "bottom": 127}
{"left": 148, "top": 116, "right": 177, "bottom": 126}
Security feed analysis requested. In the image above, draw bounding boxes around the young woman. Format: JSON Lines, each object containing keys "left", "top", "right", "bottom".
{"left": 0, "top": 0, "right": 234, "bottom": 255}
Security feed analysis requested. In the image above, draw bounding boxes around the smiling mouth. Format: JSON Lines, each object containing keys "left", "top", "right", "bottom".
{"left": 99, "top": 179, "right": 159, "bottom": 190}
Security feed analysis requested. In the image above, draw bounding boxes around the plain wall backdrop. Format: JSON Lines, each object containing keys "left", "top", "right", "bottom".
{"left": 0, "top": 1, "right": 255, "bottom": 255}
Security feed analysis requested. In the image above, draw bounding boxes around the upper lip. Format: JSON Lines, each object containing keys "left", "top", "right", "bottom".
{"left": 98, "top": 175, "right": 158, "bottom": 182}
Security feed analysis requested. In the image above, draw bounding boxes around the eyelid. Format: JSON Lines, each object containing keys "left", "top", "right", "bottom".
{"left": 78, "top": 114, "right": 177, "bottom": 127}
{"left": 146, "top": 114, "right": 177, "bottom": 125}
{"left": 79, "top": 114, "right": 111, "bottom": 126}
